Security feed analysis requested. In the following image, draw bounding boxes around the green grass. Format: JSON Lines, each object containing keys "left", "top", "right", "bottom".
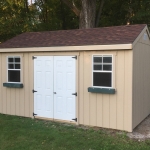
{"left": 0, "top": 114, "right": 150, "bottom": 150}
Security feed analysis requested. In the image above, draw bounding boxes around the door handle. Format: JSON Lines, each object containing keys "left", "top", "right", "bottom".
{"left": 53, "top": 92, "right": 57, "bottom": 94}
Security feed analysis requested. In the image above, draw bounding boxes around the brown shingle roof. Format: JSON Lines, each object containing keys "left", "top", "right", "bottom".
{"left": 0, "top": 24, "right": 147, "bottom": 48}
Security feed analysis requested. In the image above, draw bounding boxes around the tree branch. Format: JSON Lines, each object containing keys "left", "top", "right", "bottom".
{"left": 61, "top": 0, "right": 80, "bottom": 16}
{"left": 95, "top": 0, "right": 105, "bottom": 27}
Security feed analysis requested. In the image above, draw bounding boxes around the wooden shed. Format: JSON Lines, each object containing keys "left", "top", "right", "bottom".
{"left": 0, "top": 24, "right": 150, "bottom": 132}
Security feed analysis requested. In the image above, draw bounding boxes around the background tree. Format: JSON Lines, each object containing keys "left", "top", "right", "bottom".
{"left": 128, "top": 0, "right": 150, "bottom": 25}
{"left": 61, "top": 0, "right": 105, "bottom": 28}
{"left": 98, "top": 0, "right": 150, "bottom": 27}
{"left": 34, "top": 0, "right": 78, "bottom": 31}
{"left": 61, "top": 0, "right": 150, "bottom": 28}
{"left": 0, "top": 0, "right": 36, "bottom": 42}
{"left": 1, "top": 0, "right": 150, "bottom": 43}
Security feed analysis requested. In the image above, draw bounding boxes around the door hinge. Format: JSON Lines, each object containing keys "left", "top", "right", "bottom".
{"left": 72, "top": 56, "right": 77, "bottom": 59}
{"left": 32, "top": 56, "right": 37, "bottom": 59}
{"left": 72, "top": 118, "right": 77, "bottom": 122}
{"left": 33, "top": 112, "right": 37, "bottom": 116}
{"left": 32, "top": 89, "right": 37, "bottom": 93}
{"left": 72, "top": 92, "right": 77, "bottom": 96}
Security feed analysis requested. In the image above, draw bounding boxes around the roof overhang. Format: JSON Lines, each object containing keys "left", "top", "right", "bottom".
{"left": 0, "top": 44, "right": 132, "bottom": 53}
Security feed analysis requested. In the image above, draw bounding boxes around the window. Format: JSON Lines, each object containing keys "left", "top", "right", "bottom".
{"left": 8, "top": 56, "right": 21, "bottom": 83}
{"left": 93, "top": 55, "right": 112, "bottom": 88}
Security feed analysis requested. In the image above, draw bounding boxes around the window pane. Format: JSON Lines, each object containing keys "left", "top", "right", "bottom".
{"left": 8, "top": 58, "right": 13, "bottom": 62}
{"left": 103, "top": 57, "right": 112, "bottom": 63}
{"left": 8, "top": 70, "right": 20, "bottom": 82}
{"left": 93, "top": 72, "right": 111, "bottom": 87}
{"left": 15, "top": 58, "right": 20, "bottom": 62}
{"left": 94, "top": 65, "right": 102, "bottom": 70}
{"left": 103, "top": 65, "right": 112, "bottom": 71}
{"left": 94, "top": 57, "right": 102, "bottom": 63}
{"left": 8, "top": 64, "right": 14, "bottom": 69}
{"left": 15, "top": 64, "right": 20, "bottom": 69}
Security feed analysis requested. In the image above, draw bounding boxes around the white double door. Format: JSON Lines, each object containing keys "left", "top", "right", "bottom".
{"left": 34, "top": 56, "right": 76, "bottom": 121}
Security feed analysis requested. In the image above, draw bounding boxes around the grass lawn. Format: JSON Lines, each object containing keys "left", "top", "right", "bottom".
{"left": 0, "top": 114, "right": 150, "bottom": 150}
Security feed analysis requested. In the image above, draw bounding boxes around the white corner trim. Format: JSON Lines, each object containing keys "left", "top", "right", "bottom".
{"left": 0, "top": 44, "right": 132, "bottom": 52}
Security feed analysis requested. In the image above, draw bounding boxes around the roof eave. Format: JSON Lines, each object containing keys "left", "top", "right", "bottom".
{"left": 0, "top": 44, "right": 132, "bottom": 52}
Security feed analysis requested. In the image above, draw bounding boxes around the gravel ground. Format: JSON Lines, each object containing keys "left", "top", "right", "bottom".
{"left": 127, "top": 115, "right": 150, "bottom": 141}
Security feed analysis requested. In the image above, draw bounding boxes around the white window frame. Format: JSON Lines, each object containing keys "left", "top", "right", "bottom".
{"left": 7, "top": 56, "right": 21, "bottom": 83}
{"left": 92, "top": 54, "right": 113, "bottom": 88}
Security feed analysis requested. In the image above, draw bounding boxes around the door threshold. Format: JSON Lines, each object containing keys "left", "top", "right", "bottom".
{"left": 34, "top": 116, "right": 76, "bottom": 124}
{"left": 54, "top": 119, "right": 76, "bottom": 124}
{"left": 35, "top": 116, "right": 54, "bottom": 121}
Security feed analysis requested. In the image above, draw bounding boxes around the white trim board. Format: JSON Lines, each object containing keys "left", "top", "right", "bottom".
{"left": 0, "top": 44, "right": 132, "bottom": 53}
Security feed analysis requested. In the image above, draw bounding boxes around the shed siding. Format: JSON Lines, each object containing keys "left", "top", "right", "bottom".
{"left": 133, "top": 36, "right": 150, "bottom": 129}
{"left": 2, "top": 55, "right": 7, "bottom": 114}
{"left": 78, "top": 50, "right": 132, "bottom": 132}
{"left": 0, "top": 50, "right": 132, "bottom": 131}
{"left": 0, "top": 53, "right": 33, "bottom": 117}
{"left": 0, "top": 52, "right": 79, "bottom": 118}
{"left": 78, "top": 52, "right": 84, "bottom": 124}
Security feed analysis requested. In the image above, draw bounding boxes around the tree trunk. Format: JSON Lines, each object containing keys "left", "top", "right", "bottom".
{"left": 24, "top": 0, "right": 29, "bottom": 13}
{"left": 60, "top": 0, "right": 66, "bottom": 29}
{"left": 79, "top": 0, "right": 96, "bottom": 29}
{"left": 96, "top": 0, "right": 105, "bottom": 27}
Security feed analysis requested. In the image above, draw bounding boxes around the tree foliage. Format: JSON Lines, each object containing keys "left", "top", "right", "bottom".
{"left": 34, "top": 0, "right": 78, "bottom": 31}
{"left": 0, "top": 0, "right": 37, "bottom": 42}
{"left": 100, "top": 0, "right": 150, "bottom": 27}
{"left": 61, "top": 0, "right": 105, "bottom": 28}
{"left": 0, "top": 0, "right": 150, "bottom": 42}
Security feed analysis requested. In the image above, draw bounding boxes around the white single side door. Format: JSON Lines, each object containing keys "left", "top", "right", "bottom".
{"left": 54, "top": 56, "right": 76, "bottom": 121}
{"left": 34, "top": 56, "right": 54, "bottom": 118}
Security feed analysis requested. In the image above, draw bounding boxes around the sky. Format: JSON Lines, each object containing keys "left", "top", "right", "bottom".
{"left": 28, "top": 0, "right": 35, "bottom": 5}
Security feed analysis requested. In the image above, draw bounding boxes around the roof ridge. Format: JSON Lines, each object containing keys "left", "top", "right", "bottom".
{"left": 24, "top": 24, "right": 147, "bottom": 34}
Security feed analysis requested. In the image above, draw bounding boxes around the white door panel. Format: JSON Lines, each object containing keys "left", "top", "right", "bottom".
{"left": 34, "top": 56, "right": 54, "bottom": 118}
{"left": 54, "top": 56, "right": 76, "bottom": 121}
{"left": 34, "top": 56, "right": 76, "bottom": 121}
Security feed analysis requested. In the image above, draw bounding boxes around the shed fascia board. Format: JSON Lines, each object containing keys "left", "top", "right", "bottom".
{"left": 0, "top": 44, "right": 132, "bottom": 53}
{"left": 132, "top": 25, "right": 150, "bottom": 48}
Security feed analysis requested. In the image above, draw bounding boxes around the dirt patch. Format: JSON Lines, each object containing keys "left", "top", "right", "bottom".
{"left": 127, "top": 115, "right": 150, "bottom": 141}
{"left": 56, "top": 115, "right": 150, "bottom": 141}
{"left": 77, "top": 115, "right": 150, "bottom": 141}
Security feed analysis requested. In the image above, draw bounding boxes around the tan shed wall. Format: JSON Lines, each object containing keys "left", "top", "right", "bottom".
{"left": 78, "top": 50, "right": 133, "bottom": 132}
{"left": 0, "top": 52, "right": 79, "bottom": 118}
{"left": 0, "top": 53, "right": 34, "bottom": 117}
{"left": 132, "top": 32, "right": 150, "bottom": 129}
{"left": 0, "top": 50, "right": 132, "bottom": 132}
